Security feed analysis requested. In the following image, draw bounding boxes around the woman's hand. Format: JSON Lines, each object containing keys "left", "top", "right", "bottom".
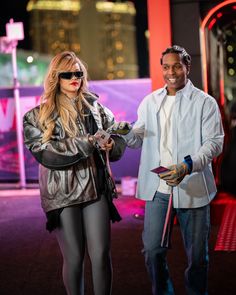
{"left": 99, "top": 137, "right": 115, "bottom": 151}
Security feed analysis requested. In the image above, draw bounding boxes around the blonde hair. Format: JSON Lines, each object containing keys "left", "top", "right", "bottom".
{"left": 38, "top": 51, "right": 95, "bottom": 143}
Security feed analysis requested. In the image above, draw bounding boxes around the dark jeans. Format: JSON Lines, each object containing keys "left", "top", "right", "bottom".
{"left": 142, "top": 191, "right": 210, "bottom": 295}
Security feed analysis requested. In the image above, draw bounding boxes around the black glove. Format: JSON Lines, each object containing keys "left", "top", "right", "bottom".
{"left": 106, "top": 121, "right": 132, "bottom": 135}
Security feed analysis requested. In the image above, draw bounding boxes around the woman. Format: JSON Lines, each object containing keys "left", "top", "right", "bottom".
{"left": 23, "top": 51, "right": 126, "bottom": 295}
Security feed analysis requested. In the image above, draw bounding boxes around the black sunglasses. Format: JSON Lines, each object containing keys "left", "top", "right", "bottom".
{"left": 59, "top": 71, "right": 84, "bottom": 80}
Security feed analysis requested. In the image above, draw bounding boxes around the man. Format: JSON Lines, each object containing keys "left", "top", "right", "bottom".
{"left": 108, "top": 45, "right": 224, "bottom": 295}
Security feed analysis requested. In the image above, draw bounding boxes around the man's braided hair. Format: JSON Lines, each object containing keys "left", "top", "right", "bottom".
{"left": 160, "top": 45, "right": 191, "bottom": 69}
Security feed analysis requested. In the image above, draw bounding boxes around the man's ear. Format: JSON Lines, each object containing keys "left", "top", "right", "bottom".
{"left": 187, "top": 65, "right": 191, "bottom": 75}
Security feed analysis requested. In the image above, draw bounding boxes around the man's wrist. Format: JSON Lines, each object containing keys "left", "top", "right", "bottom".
{"left": 183, "top": 155, "right": 192, "bottom": 174}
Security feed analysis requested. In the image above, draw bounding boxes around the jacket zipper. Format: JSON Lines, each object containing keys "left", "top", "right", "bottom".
{"left": 65, "top": 170, "right": 69, "bottom": 194}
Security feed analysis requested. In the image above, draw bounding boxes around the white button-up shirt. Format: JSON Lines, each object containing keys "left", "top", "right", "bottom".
{"left": 124, "top": 80, "right": 224, "bottom": 208}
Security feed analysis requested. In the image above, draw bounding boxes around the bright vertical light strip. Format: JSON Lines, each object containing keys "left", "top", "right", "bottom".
{"left": 220, "top": 79, "right": 225, "bottom": 107}
{"left": 147, "top": 0, "right": 171, "bottom": 90}
{"left": 200, "top": 25, "right": 208, "bottom": 92}
{"left": 200, "top": 0, "right": 236, "bottom": 93}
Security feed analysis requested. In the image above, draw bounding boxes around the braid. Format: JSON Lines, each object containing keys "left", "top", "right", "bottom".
{"left": 160, "top": 45, "right": 191, "bottom": 68}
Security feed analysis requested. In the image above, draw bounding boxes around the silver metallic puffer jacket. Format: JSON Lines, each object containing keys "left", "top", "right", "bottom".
{"left": 23, "top": 95, "right": 126, "bottom": 213}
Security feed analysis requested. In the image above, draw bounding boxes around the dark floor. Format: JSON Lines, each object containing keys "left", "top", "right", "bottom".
{"left": 0, "top": 190, "right": 235, "bottom": 295}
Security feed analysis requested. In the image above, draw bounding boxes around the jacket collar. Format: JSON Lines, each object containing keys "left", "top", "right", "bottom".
{"left": 85, "top": 92, "right": 98, "bottom": 104}
{"left": 86, "top": 94, "right": 104, "bottom": 130}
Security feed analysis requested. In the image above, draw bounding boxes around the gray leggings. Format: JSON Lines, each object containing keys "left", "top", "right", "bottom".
{"left": 55, "top": 195, "right": 112, "bottom": 295}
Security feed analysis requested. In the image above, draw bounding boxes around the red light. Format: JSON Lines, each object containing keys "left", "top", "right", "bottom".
{"left": 200, "top": 0, "right": 236, "bottom": 93}
{"left": 208, "top": 18, "right": 216, "bottom": 30}
{"left": 220, "top": 79, "right": 225, "bottom": 107}
{"left": 217, "top": 12, "right": 223, "bottom": 17}
{"left": 201, "top": 1, "right": 236, "bottom": 29}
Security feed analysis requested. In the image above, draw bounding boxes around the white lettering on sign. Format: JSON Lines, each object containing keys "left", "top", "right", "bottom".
{"left": 0, "top": 98, "right": 15, "bottom": 132}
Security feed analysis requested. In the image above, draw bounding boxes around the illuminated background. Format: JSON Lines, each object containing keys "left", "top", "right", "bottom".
{"left": 0, "top": 0, "right": 236, "bottom": 194}
{"left": 0, "top": 0, "right": 149, "bottom": 86}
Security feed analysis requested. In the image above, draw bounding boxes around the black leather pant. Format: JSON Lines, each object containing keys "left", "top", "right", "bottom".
{"left": 55, "top": 195, "right": 112, "bottom": 295}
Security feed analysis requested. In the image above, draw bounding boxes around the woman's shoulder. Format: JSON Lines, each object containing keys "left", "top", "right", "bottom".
{"left": 23, "top": 105, "right": 40, "bottom": 119}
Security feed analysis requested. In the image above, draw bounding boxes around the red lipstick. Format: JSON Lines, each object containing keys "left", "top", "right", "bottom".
{"left": 70, "top": 82, "right": 79, "bottom": 86}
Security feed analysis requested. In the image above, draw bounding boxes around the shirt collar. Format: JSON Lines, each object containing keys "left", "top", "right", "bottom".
{"left": 175, "top": 79, "right": 194, "bottom": 99}
{"left": 158, "top": 79, "right": 194, "bottom": 100}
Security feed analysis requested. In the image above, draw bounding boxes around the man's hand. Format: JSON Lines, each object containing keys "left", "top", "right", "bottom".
{"left": 106, "top": 121, "right": 132, "bottom": 135}
{"left": 158, "top": 162, "right": 189, "bottom": 187}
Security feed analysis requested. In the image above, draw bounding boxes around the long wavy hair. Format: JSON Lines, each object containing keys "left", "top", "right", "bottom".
{"left": 38, "top": 51, "right": 95, "bottom": 143}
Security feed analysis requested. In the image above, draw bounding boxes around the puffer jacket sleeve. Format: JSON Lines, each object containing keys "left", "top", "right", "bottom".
{"left": 23, "top": 107, "right": 95, "bottom": 170}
